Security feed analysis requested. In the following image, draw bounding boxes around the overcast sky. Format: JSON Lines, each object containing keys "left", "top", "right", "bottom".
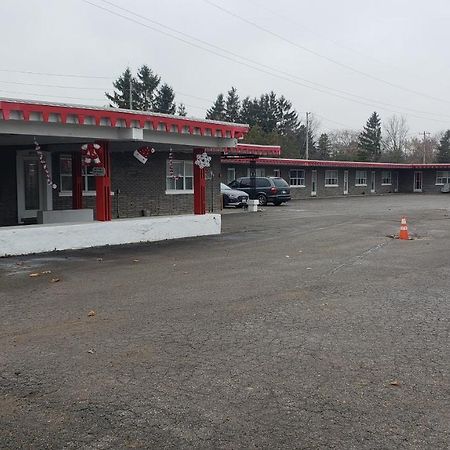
{"left": 1, "top": 0, "right": 450, "bottom": 135}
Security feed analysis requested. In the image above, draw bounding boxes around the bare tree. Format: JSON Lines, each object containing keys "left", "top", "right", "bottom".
{"left": 328, "top": 129, "right": 359, "bottom": 160}
{"left": 381, "top": 115, "right": 409, "bottom": 162}
{"left": 405, "top": 135, "right": 439, "bottom": 163}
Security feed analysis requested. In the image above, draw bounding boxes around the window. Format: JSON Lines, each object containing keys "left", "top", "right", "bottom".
{"left": 355, "top": 170, "right": 367, "bottom": 186}
{"left": 59, "top": 154, "right": 96, "bottom": 195}
{"left": 273, "top": 169, "right": 281, "bottom": 177}
{"left": 325, "top": 170, "right": 338, "bottom": 186}
{"left": 255, "top": 178, "right": 271, "bottom": 188}
{"left": 436, "top": 171, "right": 450, "bottom": 185}
{"left": 166, "top": 160, "right": 193, "bottom": 192}
{"left": 289, "top": 169, "right": 305, "bottom": 186}
{"left": 227, "top": 168, "right": 235, "bottom": 184}
{"left": 382, "top": 171, "right": 392, "bottom": 185}
{"left": 247, "top": 168, "right": 265, "bottom": 177}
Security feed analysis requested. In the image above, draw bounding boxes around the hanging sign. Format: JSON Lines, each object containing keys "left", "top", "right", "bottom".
{"left": 133, "top": 146, "right": 155, "bottom": 164}
{"left": 91, "top": 167, "right": 106, "bottom": 176}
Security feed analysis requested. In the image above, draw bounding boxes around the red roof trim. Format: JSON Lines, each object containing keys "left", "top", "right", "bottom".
{"left": 223, "top": 144, "right": 281, "bottom": 156}
{"left": 0, "top": 98, "right": 249, "bottom": 140}
{"left": 221, "top": 157, "right": 450, "bottom": 170}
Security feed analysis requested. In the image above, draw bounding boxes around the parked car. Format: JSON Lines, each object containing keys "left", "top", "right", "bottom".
{"left": 221, "top": 183, "right": 249, "bottom": 208}
{"left": 228, "top": 177, "right": 291, "bottom": 206}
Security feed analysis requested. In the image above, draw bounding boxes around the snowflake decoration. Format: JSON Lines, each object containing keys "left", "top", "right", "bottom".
{"left": 194, "top": 151, "right": 211, "bottom": 169}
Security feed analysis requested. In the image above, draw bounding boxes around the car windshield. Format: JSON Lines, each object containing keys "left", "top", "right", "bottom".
{"left": 221, "top": 183, "right": 232, "bottom": 190}
{"left": 273, "top": 178, "right": 289, "bottom": 188}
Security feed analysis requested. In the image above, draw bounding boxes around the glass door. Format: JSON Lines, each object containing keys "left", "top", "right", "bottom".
{"left": 343, "top": 170, "right": 349, "bottom": 195}
{"left": 371, "top": 171, "right": 376, "bottom": 193}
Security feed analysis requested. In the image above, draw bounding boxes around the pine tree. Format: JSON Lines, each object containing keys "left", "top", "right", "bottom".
{"left": 276, "top": 96, "right": 300, "bottom": 135}
{"left": 317, "top": 133, "right": 331, "bottom": 160}
{"left": 177, "top": 103, "right": 187, "bottom": 117}
{"left": 225, "top": 87, "right": 240, "bottom": 122}
{"left": 358, "top": 112, "right": 382, "bottom": 161}
{"left": 154, "top": 84, "right": 176, "bottom": 114}
{"left": 206, "top": 94, "right": 226, "bottom": 121}
{"left": 135, "top": 65, "right": 160, "bottom": 111}
{"left": 436, "top": 130, "right": 450, "bottom": 163}
{"left": 105, "top": 67, "right": 137, "bottom": 109}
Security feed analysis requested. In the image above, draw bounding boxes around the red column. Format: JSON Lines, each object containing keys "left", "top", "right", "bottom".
{"left": 193, "top": 148, "right": 206, "bottom": 215}
{"left": 95, "top": 142, "right": 112, "bottom": 221}
{"left": 72, "top": 151, "right": 83, "bottom": 209}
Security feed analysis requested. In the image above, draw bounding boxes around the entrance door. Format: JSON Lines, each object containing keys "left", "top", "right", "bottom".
{"left": 414, "top": 171, "right": 423, "bottom": 193}
{"left": 16, "top": 151, "right": 53, "bottom": 223}
{"left": 371, "top": 171, "right": 376, "bottom": 193}
{"left": 393, "top": 172, "right": 399, "bottom": 193}
{"left": 343, "top": 170, "right": 349, "bottom": 195}
{"left": 311, "top": 170, "right": 317, "bottom": 196}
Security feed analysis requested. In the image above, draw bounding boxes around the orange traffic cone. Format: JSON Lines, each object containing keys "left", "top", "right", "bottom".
{"left": 399, "top": 216, "right": 409, "bottom": 240}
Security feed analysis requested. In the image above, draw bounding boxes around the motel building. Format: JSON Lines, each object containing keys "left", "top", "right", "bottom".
{"left": 0, "top": 98, "right": 280, "bottom": 257}
{"left": 222, "top": 157, "right": 450, "bottom": 199}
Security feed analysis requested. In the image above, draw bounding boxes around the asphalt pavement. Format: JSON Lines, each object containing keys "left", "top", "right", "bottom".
{"left": 1, "top": 194, "right": 449, "bottom": 449}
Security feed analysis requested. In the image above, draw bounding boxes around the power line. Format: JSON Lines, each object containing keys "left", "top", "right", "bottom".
{"left": 0, "top": 68, "right": 110, "bottom": 79}
{"left": 78, "top": 0, "right": 450, "bottom": 124}
{"left": 203, "top": 0, "right": 450, "bottom": 106}
{"left": 0, "top": 79, "right": 110, "bottom": 90}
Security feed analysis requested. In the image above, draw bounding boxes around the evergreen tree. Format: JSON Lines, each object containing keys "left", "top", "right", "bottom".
{"left": 358, "top": 112, "right": 382, "bottom": 161}
{"left": 317, "top": 133, "right": 331, "bottom": 160}
{"left": 135, "top": 65, "right": 160, "bottom": 111}
{"left": 177, "top": 103, "right": 187, "bottom": 117}
{"left": 105, "top": 67, "right": 137, "bottom": 109}
{"left": 239, "top": 96, "right": 259, "bottom": 126}
{"left": 436, "top": 130, "right": 450, "bottom": 163}
{"left": 154, "top": 84, "right": 176, "bottom": 114}
{"left": 225, "top": 87, "right": 240, "bottom": 122}
{"left": 276, "top": 96, "right": 300, "bottom": 135}
{"left": 206, "top": 94, "right": 226, "bottom": 121}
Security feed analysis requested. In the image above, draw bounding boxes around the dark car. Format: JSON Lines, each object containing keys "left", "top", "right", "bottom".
{"left": 221, "top": 183, "right": 249, "bottom": 208}
{"left": 228, "top": 177, "right": 291, "bottom": 206}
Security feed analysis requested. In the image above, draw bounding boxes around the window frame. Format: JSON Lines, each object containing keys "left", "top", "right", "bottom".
{"left": 355, "top": 170, "right": 368, "bottom": 186}
{"left": 59, "top": 153, "right": 97, "bottom": 197}
{"left": 273, "top": 169, "right": 281, "bottom": 177}
{"left": 165, "top": 159, "right": 194, "bottom": 194}
{"left": 436, "top": 171, "right": 450, "bottom": 185}
{"left": 381, "top": 171, "right": 392, "bottom": 185}
{"left": 324, "top": 170, "right": 339, "bottom": 187}
{"left": 227, "top": 167, "right": 236, "bottom": 184}
{"left": 289, "top": 169, "right": 306, "bottom": 187}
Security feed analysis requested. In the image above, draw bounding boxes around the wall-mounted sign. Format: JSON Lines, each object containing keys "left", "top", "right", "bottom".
{"left": 91, "top": 167, "right": 106, "bottom": 176}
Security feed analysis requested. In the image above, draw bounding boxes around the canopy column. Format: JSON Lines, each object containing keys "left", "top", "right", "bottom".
{"left": 193, "top": 148, "right": 206, "bottom": 215}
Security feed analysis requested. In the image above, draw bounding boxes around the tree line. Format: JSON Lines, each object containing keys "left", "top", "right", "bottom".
{"left": 106, "top": 67, "right": 450, "bottom": 163}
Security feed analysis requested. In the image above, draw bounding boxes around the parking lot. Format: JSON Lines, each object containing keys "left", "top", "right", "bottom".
{"left": 1, "top": 194, "right": 450, "bottom": 449}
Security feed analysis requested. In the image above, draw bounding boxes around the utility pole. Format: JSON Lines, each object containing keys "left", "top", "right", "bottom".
{"left": 422, "top": 131, "right": 430, "bottom": 164}
{"left": 305, "top": 112, "right": 310, "bottom": 160}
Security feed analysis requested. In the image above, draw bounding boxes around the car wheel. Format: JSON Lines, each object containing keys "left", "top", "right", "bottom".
{"left": 258, "top": 194, "right": 267, "bottom": 206}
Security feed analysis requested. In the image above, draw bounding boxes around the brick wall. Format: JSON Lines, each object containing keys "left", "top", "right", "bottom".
{"left": 51, "top": 150, "right": 221, "bottom": 218}
{"left": 0, "top": 150, "right": 17, "bottom": 226}
{"left": 223, "top": 164, "right": 404, "bottom": 199}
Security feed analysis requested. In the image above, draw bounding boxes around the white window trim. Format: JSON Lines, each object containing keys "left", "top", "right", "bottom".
{"left": 59, "top": 154, "right": 98, "bottom": 197}
{"left": 355, "top": 183, "right": 367, "bottom": 187}
{"left": 381, "top": 171, "right": 392, "bottom": 185}
{"left": 289, "top": 169, "right": 306, "bottom": 188}
{"left": 166, "top": 159, "right": 194, "bottom": 193}
{"left": 436, "top": 171, "right": 450, "bottom": 185}
{"left": 324, "top": 170, "right": 339, "bottom": 187}
{"left": 165, "top": 189, "right": 194, "bottom": 195}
